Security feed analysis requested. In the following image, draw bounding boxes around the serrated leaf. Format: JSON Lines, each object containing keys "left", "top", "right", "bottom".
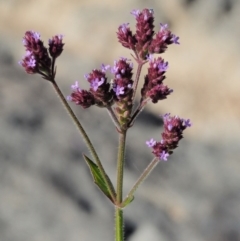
{"left": 83, "top": 154, "right": 113, "bottom": 201}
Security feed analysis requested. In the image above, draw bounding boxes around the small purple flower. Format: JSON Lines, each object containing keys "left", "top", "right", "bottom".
{"left": 119, "top": 23, "right": 130, "bottom": 34}
{"left": 101, "top": 64, "right": 110, "bottom": 72}
{"left": 160, "top": 151, "right": 169, "bottom": 161}
{"left": 147, "top": 54, "right": 154, "bottom": 62}
{"left": 90, "top": 77, "right": 104, "bottom": 91}
{"left": 111, "top": 62, "right": 119, "bottom": 75}
{"left": 167, "top": 123, "right": 173, "bottom": 131}
{"left": 158, "top": 61, "right": 168, "bottom": 72}
{"left": 26, "top": 57, "right": 36, "bottom": 68}
{"left": 70, "top": 81, "right": 80, "bottom": 90}
{"left": 171, "top": 34, "right": 180, "bottom": 44}
{"left": 183, "top": 118, "right": 192, "bottom": 127}
{"left": 146, "top": 138, "right": 156, "bottom": 147}
{"left": 160, "top": 23, "right": 168, "bottom": 32}
{"left": 130, "top": 9, "right": 141, "bottom": 17}
{"left": 113, "top": 85, "right": 125, "bottom": 96}
{"left": 84, "top": 73, "right": 89, "bottom": 80}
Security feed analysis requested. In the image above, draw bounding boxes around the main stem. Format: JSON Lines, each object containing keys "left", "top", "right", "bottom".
{"left": 115, "top": 207, "right": 124, "bottom": 241}
{"left": 115, "top": 130, "right": 127, "bottom": 241}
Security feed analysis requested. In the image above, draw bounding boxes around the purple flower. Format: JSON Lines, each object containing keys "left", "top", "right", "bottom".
{"left": 113, "top": 85, "right": 125, "bottom": 96}
{"left": 159, "top": 151, "right": 169, "bottom": 161}
{"left": 171, "top": 34, "right": 180, "bottom": 44}
{"left": 130, "top": 9, "right": 141, "bottom": 17}
{"left": 101, "top": 64, "right": 110, "bottom": 72}
{"left": 119, "top": 23, "right": 130, "bottom": 34}
{"left": 158, "top": 61, "right": 168, "bottom": 72}
{"left": 90, "top": 77, "right": 105, "bottom": 91}
{"left": 160, "top": 23, "right": 168, "bottom": 31}
{"left": 183, "top": 118, "right": 192, "bottom": 127}
{"left": 70, "top": 81, "right": 80, "bottom": 90}
{"left": 146, "top": 138, "right": 156, "bottom": 147}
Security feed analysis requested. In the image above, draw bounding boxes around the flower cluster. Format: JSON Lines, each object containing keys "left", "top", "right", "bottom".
{"left": 146, "top": 114, "right": 191, "bottom": 161}
{"left": 19, "top": 8, "right": 191, "bottom": 161}
{"left": 68, "top": 58, "right": 134, "bottom": 127}
{"left": 19, "top": 31, "right": 64, "bottom": 80}
{"left": 141, "top": 55, "right": 173, "bottom": 103}
{"left": 111, "top": 58, "right": 134, "bottom": 127}
{"left": 68, "top": 64, "right": 114, "bottom": 108}
{"left": 117, "top": 9, "right": 179, "bottom": 60}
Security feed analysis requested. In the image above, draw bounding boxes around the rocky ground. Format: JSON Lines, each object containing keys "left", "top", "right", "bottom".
{"left": 0, "top": 0, "right": 240, "bottom": 241}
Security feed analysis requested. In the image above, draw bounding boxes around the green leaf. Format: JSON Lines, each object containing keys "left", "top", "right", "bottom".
{"left": 83, "top": 154, "right": 113, "bottom": 201}
{"left": 121, "top": 195, "right": 134, "bottom": 208}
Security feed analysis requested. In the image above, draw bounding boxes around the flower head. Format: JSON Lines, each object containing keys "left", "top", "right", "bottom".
{"left": 141, "top": 57, "right": 172, "bottom": 103}
{"left": 20, "top": 31, "right": 57, "bottom": 79}
{"left": 149, "top": 23, "right": 180, "bottom": 54}
{"left": 117, "top": 9, "right": 179, "bottom": 60}
{"left": 19, "top": 51, "right": 38, "bottom": 74}
{"left": 48, "top": 34, "right": 64, "bottom": 58}
{"left": 117, "top": 23, "right": 136, "bottom": 50}
{"left": 111, "top": 58, "right": 133, "bottom": 101}
{"left": 85, "top": 68, "right": 114, "bottom": 107}
{"left": 146, "top": 114, "right": 191, "bottom": 161}
{"left": 134, "top": 8, "right": 155, "bottom": 59}
{"left": 67, "top": 81, "right": 95, "bottom": 108}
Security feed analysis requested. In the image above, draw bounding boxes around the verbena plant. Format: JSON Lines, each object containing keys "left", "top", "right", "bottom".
{"left": 19, "top": 8, "right": 191, "bottom": 241}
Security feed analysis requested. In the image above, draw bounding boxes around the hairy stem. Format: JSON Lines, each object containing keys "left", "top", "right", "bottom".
{"left": 115, "top": 130, "right": 127, "bottom": 241}
{"left": 115, "top": 207, "right": 124, "bottom": 241}
{"left": 116, "top": 130, "right": 127, "bottom": 203}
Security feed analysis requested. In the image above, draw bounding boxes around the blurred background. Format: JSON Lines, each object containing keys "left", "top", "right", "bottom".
{"left": 0, "top": 0, "right": 240, "bottom": 240}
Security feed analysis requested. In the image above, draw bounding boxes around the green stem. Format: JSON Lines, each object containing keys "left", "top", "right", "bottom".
{"left": 115, "top": 130, "right": 127, "bottom": 241}
{"left": 115, "top": 207, "right": 124, "bottom": 241}
{"left": 123, "top": 157, "right": 159, "bottom": 204}
{"left": 51, "top": 80, "right": 116, "bottom": 201}
{"left": 116, "top": 131, "right": 127, "bottom": 203}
